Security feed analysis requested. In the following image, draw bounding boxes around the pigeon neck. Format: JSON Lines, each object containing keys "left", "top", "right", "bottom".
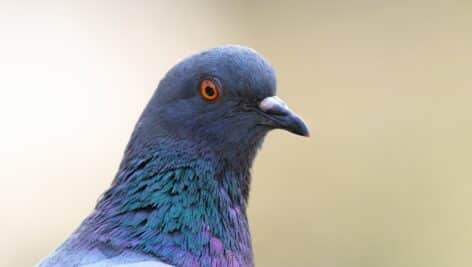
{"left": 84, "top": 138, "right": 255, "bottom": 266}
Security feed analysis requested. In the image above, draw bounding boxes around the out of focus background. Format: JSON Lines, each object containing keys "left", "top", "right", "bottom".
{"left": 1, "top": 1, "right": 471, "bottom": 266}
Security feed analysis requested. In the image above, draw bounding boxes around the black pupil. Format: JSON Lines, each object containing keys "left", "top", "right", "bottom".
{"left": 205, "top": 86, "right": 215, "bottom": 97}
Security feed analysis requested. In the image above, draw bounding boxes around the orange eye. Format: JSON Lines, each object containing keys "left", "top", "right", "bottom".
{"left": 199, "top": 79, "right": 219, "bottom": 101}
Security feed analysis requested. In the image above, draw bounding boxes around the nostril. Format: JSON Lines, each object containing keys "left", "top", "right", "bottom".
{"left": 259, "top": 96, "right": 290, "bottom": 115}
{"left": 263, "top": 105, "right": 289, "bottom": 116}
{"left": 259, "top": 97, "right": 276, "bottom": 112}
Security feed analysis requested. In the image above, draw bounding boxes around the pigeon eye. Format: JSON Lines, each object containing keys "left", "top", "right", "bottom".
{"left": 199, "top": 80, "right": 219, "bottom": 101}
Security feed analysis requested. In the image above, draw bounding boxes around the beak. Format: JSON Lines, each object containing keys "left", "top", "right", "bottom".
{"left": 259, "top": 96, "right": 310, "bottom": 137}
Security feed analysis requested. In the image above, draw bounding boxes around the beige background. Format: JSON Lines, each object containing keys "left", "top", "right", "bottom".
{"left": 1, "top": 1, "right": 471, "bottom": 266}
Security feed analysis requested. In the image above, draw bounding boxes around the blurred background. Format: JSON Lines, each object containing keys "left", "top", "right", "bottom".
{"left": 1, "top": 0, "right": 471, "bottom": 266}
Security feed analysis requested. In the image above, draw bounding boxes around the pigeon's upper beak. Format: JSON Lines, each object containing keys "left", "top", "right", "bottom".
{"left": 259, "top": 96, "right": 310, "bottom": 137}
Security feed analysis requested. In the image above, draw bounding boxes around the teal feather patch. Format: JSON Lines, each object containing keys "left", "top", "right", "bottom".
{"left": 77, "top": 143, "right": 252, "bottom": 266}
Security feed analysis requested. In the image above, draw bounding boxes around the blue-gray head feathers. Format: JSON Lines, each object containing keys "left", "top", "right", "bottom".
{"left": 73, "top": 45, "right": 309, "bottom": 267}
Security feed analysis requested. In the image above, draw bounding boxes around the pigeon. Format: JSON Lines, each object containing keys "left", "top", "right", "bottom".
{"left": 37, "top": 45, "right": 309, "bottom": 267}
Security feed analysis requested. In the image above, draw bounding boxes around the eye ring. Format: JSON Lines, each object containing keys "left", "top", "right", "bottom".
{"left": 199, "top": 79, "right": 220, "bottom": 101}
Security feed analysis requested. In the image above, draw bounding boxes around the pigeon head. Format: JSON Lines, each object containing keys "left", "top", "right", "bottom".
{"left": 40, "top": 46, "right": 310, "bottom": 267}
{"left": 130, "top": 45, "right": 308, "bottom": 161}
